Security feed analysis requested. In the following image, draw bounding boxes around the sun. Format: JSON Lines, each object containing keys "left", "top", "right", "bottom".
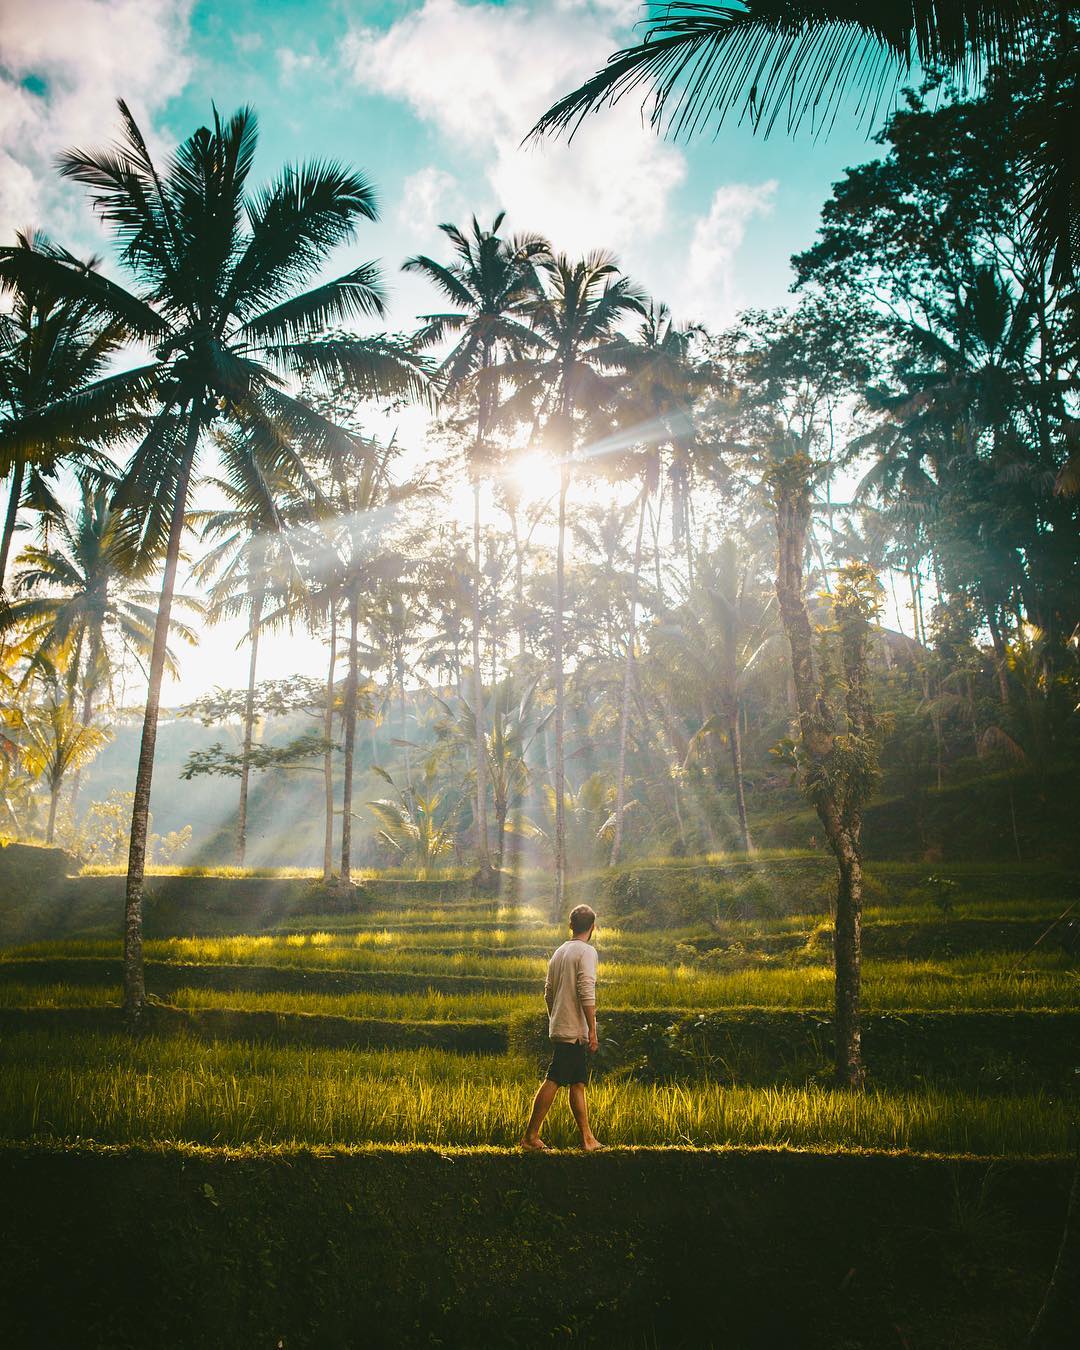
{"left": 504, "top": 450, "right": 562, "bottom": 505}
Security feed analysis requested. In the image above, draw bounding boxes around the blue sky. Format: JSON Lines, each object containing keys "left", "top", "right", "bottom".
{"left": 1, "top": 0, "right": 890, "bottom": 699}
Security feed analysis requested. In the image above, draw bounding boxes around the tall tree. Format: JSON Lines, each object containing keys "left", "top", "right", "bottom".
{"left": 601, "top": 301, "right": 706, "bottom": 862}
{"left": 0, "top": 232, "right": 124, "bottom": 592}
{"left": 506, "top": 252, "right": 646, "bottom": 910}
{"left": 3, "top": 482, "right": 197, "bottom": 737}
{"left": 405, "top": 215, "right": 548, "bottom": 886}
{"left": 0, "top": 103, "right": 429, "bottom": 1022}
{"left": 530, "top": 2, "right": 1077, "bottom": 284}
{"left": 191, "top": 434, "right": 317, "bottom": 865}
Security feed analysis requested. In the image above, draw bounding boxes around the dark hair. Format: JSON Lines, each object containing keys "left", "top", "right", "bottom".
{"left": 569, "top": 904, "right": 596, "bottom": 935}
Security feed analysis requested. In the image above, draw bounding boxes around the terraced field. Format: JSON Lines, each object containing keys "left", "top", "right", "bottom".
{"left": 1, "top": 859, "right": 1075, "bottom": 1348}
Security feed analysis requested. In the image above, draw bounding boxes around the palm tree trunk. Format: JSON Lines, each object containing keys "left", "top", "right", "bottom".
{"left": 610, "top": 485, "right": 648, "bottom": 866}
{"left": 124, "top": 406, "right": 200, "bottom": 1026}
{"left": 236, "top": 579, "right": 264, "bottom": 868}
{"left": 471, "top": 478, "right": 491, "bottom": 875}
{"left": 322, "top": 601, "right": 337, "bottom": 884}
{"left": 0, "top": 460, "right": 25, "bottom": 591}
{"left": 511, "top": 504, "right": 526, "bottom": 658}
{"left": 46, "top": 780, "right": 60, "bottom": 844}
{"left": 729, "top": 702, "right": 753, "bottom": 853}
{"left": 68, "top": 672, "right": 95, "bottom": 820}
{"left": 340, "top": 589, "right": 360, "bottom": 885}
{"left": 553, "top": 462, "right": 569, "bottom": 916}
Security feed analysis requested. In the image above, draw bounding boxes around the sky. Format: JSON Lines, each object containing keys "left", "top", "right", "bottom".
{"left": 0, "top": 0, "right": 889, "bottom": 704}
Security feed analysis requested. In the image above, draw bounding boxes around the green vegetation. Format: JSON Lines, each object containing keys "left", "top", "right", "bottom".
{"left": 0, "top": 1030, "right": 1067, "bottom": 1155}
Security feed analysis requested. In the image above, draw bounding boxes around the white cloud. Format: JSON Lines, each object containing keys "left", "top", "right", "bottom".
{"left": 397, "top": 165, "right": 462, "bottom": 236}
{"left": 678, "top": 180, "right": 778, "bottom": 327}
{"left": 0, "top": 0, "right": 194, "bottom": 245}
{"left": 344, "top": 0, "right": 686, "bottom": 261}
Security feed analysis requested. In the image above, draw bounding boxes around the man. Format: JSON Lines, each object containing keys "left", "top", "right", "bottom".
{"left": 520, "top": 903, "right": 602, "bottom": 1152}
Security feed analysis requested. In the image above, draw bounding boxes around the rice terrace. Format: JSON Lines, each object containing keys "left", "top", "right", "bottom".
{"left": 0, "top": 3, "right": 1078, "bottom": 1348}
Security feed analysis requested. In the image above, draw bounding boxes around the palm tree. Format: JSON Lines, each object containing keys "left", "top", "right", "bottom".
{"left": 600, "top": 302, "right": 706, "bottom": 862}
{"left": 3, "top": 483, "right": 198, "bottom": 757}
{"left": 0, "top": 102, "right": 429, "bottom": 1022}
{"left": 5, "top": 662, "right": 110, "bottom": 842}
{"left": 367, "top": 760, "right": 461, "bottom": 877}
{"left": 404, "top": 215, "right": 549, "bottom": 884}
{"left": 530, "top": 2, "right": 1076, "bottom": 285}
{"left": 0, "top": 232, "right": 125, "bottom": 591}
{"left": 191, "top": 434, "right": 319, "bottom": 865}
{"left": 657, "top": 538, "right": 777, "bottom": 853}
{"left": 506, "top": 252, "right": 646, "bottom": 907}
{"left": 434, "top": 672, "right": 553, "bottom": 869}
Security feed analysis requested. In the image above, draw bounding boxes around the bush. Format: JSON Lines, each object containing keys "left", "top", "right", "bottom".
{"left": 508, "top": 1007, "right": 1080, "bottom": 1091}
{"left": 0, "top": 1144, "right": 1067, "bottom": 1350}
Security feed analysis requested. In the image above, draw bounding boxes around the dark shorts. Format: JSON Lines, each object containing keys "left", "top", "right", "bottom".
{"left": 546, "top": 1040, "right": 589, "bottom": 1086}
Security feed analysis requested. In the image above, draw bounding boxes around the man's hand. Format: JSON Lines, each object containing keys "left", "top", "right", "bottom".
{"left": 588, "top": 1032, "right": 599, "bottom": 1054}
{"left": 584, "top": 1005, "right": 598, "bottom": 1054}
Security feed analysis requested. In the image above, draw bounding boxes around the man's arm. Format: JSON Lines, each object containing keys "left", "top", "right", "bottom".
{"left": 577, "top": 948, "right": 598, "bottom": 1052}
{"left": 583, "top": 1002, "right": 598, "bottom": 1053}
{"left": 544, "top": 965, "right": 553, "bottom": 1015}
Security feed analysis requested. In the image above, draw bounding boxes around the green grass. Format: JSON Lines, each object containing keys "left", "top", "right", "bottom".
{"left": 0, "top": 1030, "right": 1066, "bottom": 1155}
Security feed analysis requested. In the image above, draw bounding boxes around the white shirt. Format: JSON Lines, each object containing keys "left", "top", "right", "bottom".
{"left": 544, "top": 938, "right": 598, "bottom": 1043}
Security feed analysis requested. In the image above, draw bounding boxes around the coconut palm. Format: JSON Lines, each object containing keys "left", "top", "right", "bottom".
{"left": 505, "top": 252, "right": 646, "bottom": 907}
{"left": 0, "top": 232, "right": 125, "bottom": 591}
{"left": 530, "top": 2, "right": 1076, "bottom": 284}
{"left": 404, "top": 215, "right": 549, "bottom": 883}
{"left": 367, "top": 760, "right": 460, "bottom": 877}
{"left": 190, "top": 431, "right": 321, "bottom": 865}
{"left": 0, "top": 102, "right": 430, "bottom": 1021}
{"left": 3, "top": 482, "right": 198, "bottom": 739}
{"left": 599, "top": 302, "right": 707, "bottom": 862}
{"left": 4, "top": 662, "right": 110, "bottom": 842}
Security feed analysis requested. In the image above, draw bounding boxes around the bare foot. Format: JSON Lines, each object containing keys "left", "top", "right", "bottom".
{"left": 520, "top": 1136, "right": 549, "bottom": 1151}
{"left": 581, "top": 1138, "right": 604, "bottom": 1152}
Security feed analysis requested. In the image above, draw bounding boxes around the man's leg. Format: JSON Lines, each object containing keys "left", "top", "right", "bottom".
{"left": 521, "top": 1078, "right": 560, "bottom": 1149}
{"left": 569, "top": 1082, "right": 601, "bottom": 1151}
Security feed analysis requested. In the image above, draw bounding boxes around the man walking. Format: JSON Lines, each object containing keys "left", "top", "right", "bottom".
{"left": 521, "top": 904, "right": 602, "bottom": 1151}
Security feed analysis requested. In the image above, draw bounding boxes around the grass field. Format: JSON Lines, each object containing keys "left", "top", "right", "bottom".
{"left": 0, "top": 1029, "right": 1068, "bottom": 1154}
{"left": 0, "top": 858, "right": 1075, "bottom": 1156}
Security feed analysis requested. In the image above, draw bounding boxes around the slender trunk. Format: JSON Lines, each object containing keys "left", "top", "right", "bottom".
{"left": 512, "top": 508, "right": 526, "bottom": 659}
{"left": 773, "top": 462, "right": 865, "bottom": 1088}
{"left": 0, "top": 460, "right": 25, "bottom": 591}
{"left": 986, "top": 610, "right": 1011, "bottom": 706}
{"left": 340, "top": 590, "right": 359, "bottom": 885}
{"left": 610, "top": 486, "right": 648, "bottom": 866}
{"left": 834, "top": 840, "right": 864, "bottom": 1087}
{"left": 472, "top": 480, "right": 490, "bottom": 874}
{"left": 553, "top": 462, "right": 569, "bottom": 916}
{"left": 236, "top": 580, "right": 264, "bottom": 868}
{"left": 322, "top": 602, "right": 337, "bottom": 884}
{"left": 46, "top": 781, "right": 60, "bottom": 844}
{"left": 124, "top": 404, "right": 200, "bottom": 1026}
{"left": 69, "top": 667, "right": 96, "bottom": 819}
{"left": 729, "top": 703, "right": 753, "bottom": 853}
{"left": 495, "top": 802, "right": 507, "bottom": 870}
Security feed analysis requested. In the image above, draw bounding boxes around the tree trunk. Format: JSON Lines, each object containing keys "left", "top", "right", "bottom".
{"left": 511, "top": 506, "right": 526, "bottom": 658}
{"left": 773, "top": 461, "right": 865, "bottom": 1089}
{"left": 729, "top": 703, "right": 753, "bottom": 854}
{"left": 123, "top": 406, "right": 200, "bottom": 1027}
{"left": 834, "top": 838, "right": 864, "bottom": 1088}
{"left": 69, "top": 660, "right": 96, "bottom": 820}
{"left": 322, "top": 602, "right": 337, "bottom": 884}
{"left": 0, "top": 459, "right": 25, "bottom": 592}
{"left": 46, "top": 782, "right": 60, "bottom": 844}
{"left": 340, "top": 590, "right": 360, "bottom": 885}
{"left": 471, "top": 478, "right": 491, "bottom": 875}
{"left": 553, "top": 462, "right": 569, "bottom": 916}
{"left": 610, "top": 485, "right": 648, "bottom": 866}
{"left": 1027, "top": 1158, "right": 1080, "bottom": 1350}
{"left": 236, "top": 579, "right": 264, "bottom": 868}
{"left": 495, "top": 802, "right": 507, "bottom": 870}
